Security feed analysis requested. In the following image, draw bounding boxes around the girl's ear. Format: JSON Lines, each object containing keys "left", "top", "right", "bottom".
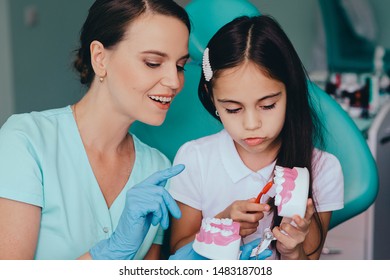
{"left": 90, "top": 40, "right": 107, "bottom": 78}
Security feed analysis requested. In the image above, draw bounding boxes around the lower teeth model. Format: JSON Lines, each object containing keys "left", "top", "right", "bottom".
{"left": 192, "top": 217, "right": 241, "bottom": 260}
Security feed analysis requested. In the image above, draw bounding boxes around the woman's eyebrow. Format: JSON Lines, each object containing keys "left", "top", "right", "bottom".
{"left": 141, "top": 50, "right": 167, "bottom": 57}
{"left": 141, "top": 50, "right": 190, "bottom": 61}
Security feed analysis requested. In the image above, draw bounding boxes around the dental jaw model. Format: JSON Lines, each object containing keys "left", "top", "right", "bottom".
{"left": 252, "top": 166, "right": 310, "bottom": 258}
{"left": 274, "top": 165, "right": 310, "bottom": 218}
{"left": 192, "top": 218, "right": 241, "bottom": 260}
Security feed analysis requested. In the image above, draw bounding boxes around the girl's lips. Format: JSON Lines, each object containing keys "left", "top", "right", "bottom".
{"left": 243, "top": 137, "right": 264, "bottom": 146}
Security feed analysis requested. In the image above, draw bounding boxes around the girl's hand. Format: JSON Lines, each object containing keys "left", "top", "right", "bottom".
{"left": 216, "top": 198, "right": 270, "bottom": 237}
{"left": 272, "top": 199, "right": 315, "bottom": 259}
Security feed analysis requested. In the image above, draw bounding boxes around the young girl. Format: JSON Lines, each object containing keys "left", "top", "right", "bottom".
{"left": 169, "top": 15, "right": 344, "bottom": 260}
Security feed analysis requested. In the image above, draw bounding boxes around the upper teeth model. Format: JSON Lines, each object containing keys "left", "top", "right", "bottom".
{"left": 273, "top": 165, "right": 309, "bottom": 218}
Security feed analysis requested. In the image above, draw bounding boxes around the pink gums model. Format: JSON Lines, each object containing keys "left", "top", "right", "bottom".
{"left": 192, "top": 218, "right": 242, "bottom": 259}
{"left": 275, "top": 167, "right": 298, "bottom": 213}
{"left": 274, "top": 166, "right": 309, "bottom": 218}
{"left": 195, "top": 219, "right": 241, "bottom": 246}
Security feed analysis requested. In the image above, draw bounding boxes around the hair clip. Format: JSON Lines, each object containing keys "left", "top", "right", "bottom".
{"left": 202, "top": 47, "right": 213, "bottom": 82}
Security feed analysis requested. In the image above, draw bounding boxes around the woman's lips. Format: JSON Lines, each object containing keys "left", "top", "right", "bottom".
{"left": 149, "top": 95, "right": 174, "bottom": 110}
{"left": 151, "top": 99, "right": 172, "bottom": 110}
{"left": 243, "top": 137, "right": 264, "bottom": 146}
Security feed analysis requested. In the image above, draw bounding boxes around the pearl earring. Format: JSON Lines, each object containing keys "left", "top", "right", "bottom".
{"left": 215, "top": 110, "right": 219, "bottom": 117}
{"left": 99, "top": 77, "right": 104, "bottom": 83}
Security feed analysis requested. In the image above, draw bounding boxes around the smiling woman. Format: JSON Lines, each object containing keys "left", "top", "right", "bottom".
{"left": 88, "top": 12, "right": 190, "bottom": 126}
{"left": 0, "top": 0, "right": 190, "bottom": 260}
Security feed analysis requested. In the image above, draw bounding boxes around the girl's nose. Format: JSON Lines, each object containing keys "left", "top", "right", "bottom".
{"left": 243, "top": 110, "right": 262, "bottom": 130}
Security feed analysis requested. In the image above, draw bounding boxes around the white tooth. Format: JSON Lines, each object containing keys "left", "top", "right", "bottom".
{"left": 221, "top": 218, "right": 232, "bottom": 225}
{"left": 276, "top": 185, "right": 283, "bottom": 193}
{"left": 221, "top": 230, "right": 233, "bottom": 236}
{"left": 274, "top": 177, "right": 285, "bottom": 184}
{"left": 210, "top": 226, "right": 220, "bottom": 233}
{"left": 149, "top": 96, "right": 172, "bottom": 103}
{"left": 275, "top": 194, "right": 281, "bottom": 206}
{"left": 274, "top": 169, "right": 284, "bottom": 176}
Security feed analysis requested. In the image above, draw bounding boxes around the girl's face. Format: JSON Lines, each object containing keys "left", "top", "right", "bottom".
{"left": 212, "top": 62, "right": 286, "bottom": 166}
{"left": 103, "top": 13, "right": 189, "bottom": 126}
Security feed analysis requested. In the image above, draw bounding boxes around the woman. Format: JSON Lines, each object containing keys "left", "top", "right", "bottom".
{"left": 0, "top": 0, "right": 190, "bottom": 260}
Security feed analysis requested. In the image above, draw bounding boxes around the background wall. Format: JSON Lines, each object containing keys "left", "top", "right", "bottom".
{"left": 0, "top": 0, "right": 14, "bottom": 125}
{"left": 8, "top": 0, "right": 94, "bottom": 115}
{"left": 1, "top": 0, "right": 390, "bottom": 123}
{"left": 371, "top": 0, "right": 390, "bottom": 47}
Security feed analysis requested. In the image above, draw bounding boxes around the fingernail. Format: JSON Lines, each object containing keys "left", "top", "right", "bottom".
{"left": 172, "top": 164, "right": 185, "bottom": 172}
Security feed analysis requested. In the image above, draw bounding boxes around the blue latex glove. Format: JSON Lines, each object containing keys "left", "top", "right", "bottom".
{"left": 90, "top": 164, "right": 184, "bottom": 260}
{"left": 240, "top": 238, "right": 273, "bottom": 260}
{"left": 169, "top": 238, "right": 272, "bottom": 260}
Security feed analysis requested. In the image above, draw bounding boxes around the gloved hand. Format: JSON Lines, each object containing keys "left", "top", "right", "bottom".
{"left": 169, "top": 238, "right": 273, "bottom": 260}
{"left": 168, "top": 242, "right": 208, "bottom": 260}
{"left": 90, "top": 164, "right": 185, "bottom": 260}
{"left": 239, "top": 238, "right": 273, "bottom": 260}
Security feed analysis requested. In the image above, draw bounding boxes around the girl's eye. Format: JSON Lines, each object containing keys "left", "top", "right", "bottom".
{"left": 225, "top": 108, "right": 241, "bottom": 114}
{"left": 145, "top": 62, "right": 160, "bottom": 68}
{"left": 261, "top": 103, "right": 276, "bottom": 110}
{"left": 177, "top": 65, "right": 186, "bottom": 72}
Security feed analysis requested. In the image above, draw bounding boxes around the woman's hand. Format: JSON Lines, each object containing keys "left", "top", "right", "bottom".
{"left": 272, "top": 199, "right": 315, "bottom": 259}
{"left": 216, "top": 198, "right": 270, "bottom": 237}
{"left": 89, "top": 164, "right": 185, "bottom": 260}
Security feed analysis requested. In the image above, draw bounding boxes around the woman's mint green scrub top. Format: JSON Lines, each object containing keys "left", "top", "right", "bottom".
{"left": 0, "top": 106, "right": 169, "bottom": 259}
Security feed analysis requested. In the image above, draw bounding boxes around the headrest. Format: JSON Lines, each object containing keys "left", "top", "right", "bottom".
{"left": 185, "top": 0, "right": 260, "bottom": 62}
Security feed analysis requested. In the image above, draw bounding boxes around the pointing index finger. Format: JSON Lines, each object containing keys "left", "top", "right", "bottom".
{"left": 142, "top": 164, "right": 185, "bottom": 186}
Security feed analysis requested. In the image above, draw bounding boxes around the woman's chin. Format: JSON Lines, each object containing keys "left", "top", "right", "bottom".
{"left": 141, "top": 115, "right": 167, "bottom": 127}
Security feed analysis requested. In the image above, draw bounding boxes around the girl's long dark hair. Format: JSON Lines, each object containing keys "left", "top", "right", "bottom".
{"left": 198, "top": 15, "right": 326, "bottom": 257}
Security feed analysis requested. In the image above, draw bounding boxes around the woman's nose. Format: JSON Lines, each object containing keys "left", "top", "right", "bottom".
{"left": 161, "top": 66, "right": 181, "bottom": 90}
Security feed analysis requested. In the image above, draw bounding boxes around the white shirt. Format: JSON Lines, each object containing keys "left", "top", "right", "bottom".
{"left": 169, "top": 129, "right": 344, "bottom": 256}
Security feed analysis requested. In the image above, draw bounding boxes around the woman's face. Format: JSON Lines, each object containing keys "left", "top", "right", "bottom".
{"left": 212, "top": 62, "right": 286, "bottom": 165}
{"left": 103, "top": 13, "right": 189, "bottom": 126}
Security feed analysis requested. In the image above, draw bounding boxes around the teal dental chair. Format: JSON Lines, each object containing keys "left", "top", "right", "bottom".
{"left": 131, "top": 0, "right": 378, "bottom": 230}
{"left": 317, "top": 0, "right": 390, "bottom": 74}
